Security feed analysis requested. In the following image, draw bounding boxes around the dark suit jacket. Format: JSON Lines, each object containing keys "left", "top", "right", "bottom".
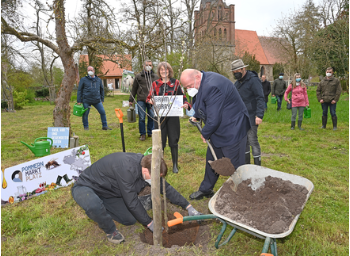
{"left": 194, "top": 72, "right": 251, "bottom": 148}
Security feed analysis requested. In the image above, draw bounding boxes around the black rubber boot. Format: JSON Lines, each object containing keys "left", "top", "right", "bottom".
{"left": 291, "top": 121, "right": 295, "bottom": 130}
{"left": 298, "top": 120, "right": 304, "bottom": 130}
{"left": 245, "top": 153, "right": 251, "bottom": 164}
{"left": 56, "top": 175, "right": 63, "bottom": 186}
{"left": 138, "top": 194, "right": 152, "bottom": 211}
{"left": 63, "top": 174, "right": 72, "bottom": 184}
{"left": 171, "top": 146, "right": 179, "bottom": 173}
{"left": 332, "top": 116, "right": 337, "bottom": 130}
{"left": 253, "top": 156, "right": 261, "bottom": 166}
{"left": 322, "top": 116, "right": 327, "bottom": 129}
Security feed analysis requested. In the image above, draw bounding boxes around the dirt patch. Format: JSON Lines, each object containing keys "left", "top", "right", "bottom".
{"left": 140, "top": 213, "right": 199, "bottom": 248}
{"left": 214, "top": 177, "right": 309, "bottom": 234}
{"left": 209, "top": 157, "right": 235, "bottom": 176}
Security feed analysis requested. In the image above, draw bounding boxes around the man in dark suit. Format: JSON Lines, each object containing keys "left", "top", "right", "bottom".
{"left": 261, "top": 75, "right": 271, "bottom": 111}
{"left": 180, "top": 69, "right": 251, "bottom": 200}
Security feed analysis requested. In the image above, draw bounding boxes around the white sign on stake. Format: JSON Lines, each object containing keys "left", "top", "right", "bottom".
{"left": 154, "top": 95, "right": 183, "bottom": 117}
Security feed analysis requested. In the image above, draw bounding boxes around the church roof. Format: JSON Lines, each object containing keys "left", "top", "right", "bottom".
{"left": 235, "top": 29, "right": 269, "bottom": 65}
{"left": 258, "top": 36, "right": 287, "bottom": 64}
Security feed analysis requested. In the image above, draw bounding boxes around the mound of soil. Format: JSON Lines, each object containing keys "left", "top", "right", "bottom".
{"left": 214, "top": 176, "right": 309, "bottom": 234}
{"left": 140, "top": 213, "right": 200, "bottom": 248}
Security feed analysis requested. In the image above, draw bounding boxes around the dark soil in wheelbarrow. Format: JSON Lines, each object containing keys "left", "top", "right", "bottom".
{"left": 215, "top": 176, "right": 309, "bottom": 234}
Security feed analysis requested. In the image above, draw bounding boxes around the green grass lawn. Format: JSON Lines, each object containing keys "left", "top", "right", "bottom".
{"left": 1, "top": 87, "right": 349, "bottom": 255}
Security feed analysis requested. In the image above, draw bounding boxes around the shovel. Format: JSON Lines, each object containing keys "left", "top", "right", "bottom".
{"left": 189, "top": 118, "right": 236, "bottom": 176}
{"left": 115, "top": 108, "right": 126, "bottom": 152}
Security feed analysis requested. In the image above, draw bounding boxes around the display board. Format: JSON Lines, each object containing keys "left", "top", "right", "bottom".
{"left": 154, "top": 95, "right": 184, "bottom": 117}
{"left": 47, "top": 127, "right": 69, "bottom": 148}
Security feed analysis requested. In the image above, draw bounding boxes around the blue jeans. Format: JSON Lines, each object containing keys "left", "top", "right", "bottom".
{"left": 246, "top": 125, "right": 261, "bottom": 159}
{"left": 264, "top": 102, "right": 267, "bottom": 109}
{"left": 321, "top": 102, "right": 337, "bottom": 117}
{"left": 71, "top": 185, "right": 136, "bottom": 234}
{"left": 82, "top": 102, "right": 107, "bottom": 128}
{"left": 276, "top": 95, "right": 283, "bottom": 109}
{"left": 138, "top": 101, "right": 154, "bottom": 136}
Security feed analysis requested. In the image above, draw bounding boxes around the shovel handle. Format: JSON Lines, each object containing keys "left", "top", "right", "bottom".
{"left": 188, "top": 118, "right": 217, "bottom": 161}
{"left": 115, "top": 108, "right": 124, "bottom": 123}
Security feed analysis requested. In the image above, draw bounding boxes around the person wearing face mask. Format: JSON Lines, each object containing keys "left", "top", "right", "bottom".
{"left": 231, "top": 59, "right": 265, "bottom": 166}
{"left": 316, "top": 67, "right": 341, "bottom": 130}
{"left": 129, "top": 60, "right": 158, "bottom": 141}
{"left": 284, "top": 73, "right": 309, "bottom": 130}
{"left": 261, "top": 75, "right": 271, "bottom": 112}
{"left": 272, "top": 72, "right": 287, "bottom": 111}
{"left": 180, "top": 69, "right": 250, "bottom": 200}
{"left": 71, "top": 153, "right": 200, "bottom": 245}
{"left": 77, "top": 66, "right": 112, "bottom": 130}
{"left": 146, "top": 62, "right": 191, "bottom": 174}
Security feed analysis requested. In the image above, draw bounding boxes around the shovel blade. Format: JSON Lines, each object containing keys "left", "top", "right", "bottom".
{"left": 208, "top": 157, "right": 236, "bottom": 176}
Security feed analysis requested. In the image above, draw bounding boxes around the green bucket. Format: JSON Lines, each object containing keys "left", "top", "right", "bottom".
{"left": 304, "top": 107, "right": 311, "bottom": 118}
{"left": 271, "top": 96, "right": 277, "bottom": 104}
{"left": 144, "top": 147, "right": 152, "bottom": 156}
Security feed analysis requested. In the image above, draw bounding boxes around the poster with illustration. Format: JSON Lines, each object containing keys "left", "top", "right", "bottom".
{"left": 121, "top": 70, "right": 135, "bottom": 93}
{"left": 1, "top": 145, "right": 91, "bottom": 205}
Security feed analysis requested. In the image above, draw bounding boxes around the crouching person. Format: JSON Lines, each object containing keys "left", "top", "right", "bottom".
{"left": 71, "top": 153, "right": 200, "bottom": 244}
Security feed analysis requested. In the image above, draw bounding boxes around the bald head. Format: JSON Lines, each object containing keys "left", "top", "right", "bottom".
{"left": 180, "top": 69, "right": 201, "bottom": 89}
{"left": 261, "top": 75, "right": 266, "bottom": 82}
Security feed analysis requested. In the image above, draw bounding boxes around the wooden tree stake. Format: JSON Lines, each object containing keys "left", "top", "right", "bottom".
{"left": 151, "top": 129, "right": 162, "bottom": 246}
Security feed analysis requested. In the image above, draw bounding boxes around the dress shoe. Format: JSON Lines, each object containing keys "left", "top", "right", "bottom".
{"left": 102, "top": 126, "right": 112, "bottom": 130}
{"left": 84, "top": 127, "right": 89, "bottom": 131}
{"left": 189, "top": 190, "right": 214, "bottom": 200}
{"left": 140, "top": 135, "right": 146, "bottom": 141}
{"left": 148, "top": 134, "right": 152, "bottom": 137}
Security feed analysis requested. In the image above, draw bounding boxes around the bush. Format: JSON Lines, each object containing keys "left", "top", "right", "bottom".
{"left": 26, "top": 89, "right": 36, "bottom": 103}
{"left": 14, "top": 90, "right": 29, "bottom": 110}
{"left": 35, "top": 87, "right": 49, "bottom": 97}
{"left": 1, "top": 101, "right": 8, "bottom": 109}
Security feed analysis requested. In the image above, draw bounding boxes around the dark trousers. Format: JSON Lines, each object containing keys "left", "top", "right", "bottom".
{"left": 82, "top": 102, "right": 107, "bottom": 128}
{"left": 246, "top": 125, "right": 261, "bottom": 159}
{"left": 276, "top": 95, "right": 283, "bottom": 109}
{"left": 321, "top": 102, "right": 337, "bottom": 117}
{"left": 199, "top": 135, "right": 247, "bottom": 193}
{"left": 138, "top": 101, "right": 154, "bottom": 136}
{"left": 71, "top": 185, "right": 136, "bottom": 234}
{"left": 154, "top": 116, "right": 180, "bottom": 149}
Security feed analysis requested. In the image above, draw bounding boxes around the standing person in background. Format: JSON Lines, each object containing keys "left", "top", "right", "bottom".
{"left": 129, "top": 60, "right": 158, "bottom": 141}
{"left": 77, "top": 66, "right": 112, "bottom": 131}
{"left": 231, "top": 59, "right": 265, "bottom": 166}
{"left": 261, "top": 75, "right": 271, "bottom": 112}
{"left": 272, "top": 72, "right": 287, "bottom": 111}
{"left": 181, "top": 69, "right": 250, "bottom": 200}
{"left": 316, "top": 67, "right": 342, "bottom": 130}
{"left": 146, "top": 62, "right": 191, "bottom": 173}
{"left": 284, "top": 73, "right": 309, "bottom": 130}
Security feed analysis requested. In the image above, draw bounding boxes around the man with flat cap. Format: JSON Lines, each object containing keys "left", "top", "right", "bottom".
{"left": 272, "top": 72, "right": 287, "bottom": 111}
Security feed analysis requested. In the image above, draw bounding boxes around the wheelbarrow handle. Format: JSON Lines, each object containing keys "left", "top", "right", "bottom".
{"left": 188, "top": 118, "right": 217, "bottom": 161}
{"left": 167, "top": 212, "right": 218, "bottom": 227}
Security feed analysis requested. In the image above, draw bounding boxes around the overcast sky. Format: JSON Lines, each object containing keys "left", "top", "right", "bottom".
{"left": 223, "top": 0, "right": 324, "bottom": 36}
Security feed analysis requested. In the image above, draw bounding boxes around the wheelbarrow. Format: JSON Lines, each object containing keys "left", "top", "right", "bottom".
{"left": 168, "top": 165, "right": 314, "bottom": 255}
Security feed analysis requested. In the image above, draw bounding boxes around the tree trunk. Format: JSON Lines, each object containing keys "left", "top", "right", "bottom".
{"left": 151, "top": 129, "right": 163, "bottom": 246}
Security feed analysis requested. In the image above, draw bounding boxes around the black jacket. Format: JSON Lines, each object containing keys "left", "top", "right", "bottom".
{"left": 129, "top": 70, "right": 158, "bottom": 102}
{"left": 75, "top": 152, "right": 189, "bottom": 226}
{"left": 261, "top": 80, "right": 271, "bottom": 103}
{"left": 77, "top": 75, "right": 104, "bottom": 104}
{"left": 234, "top": 71, "right": 265, "bottom": 126}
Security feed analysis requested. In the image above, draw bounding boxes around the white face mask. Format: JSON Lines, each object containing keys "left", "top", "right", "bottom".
{"left": 326, "top": 72, "right": 332, "bottom": 77}
{"left": 187, "top": 88, "right": 198, "bottom": 97}
{"left": 88, "top": 71, "right": 94, "bottom": 76}
{"left": 145, "top": 65, "right": 152, "bottom": 72}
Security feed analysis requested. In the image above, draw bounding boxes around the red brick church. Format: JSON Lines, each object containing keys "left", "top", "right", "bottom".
{"left": 194, "top": 0, "right": 285, "bottom": 81}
